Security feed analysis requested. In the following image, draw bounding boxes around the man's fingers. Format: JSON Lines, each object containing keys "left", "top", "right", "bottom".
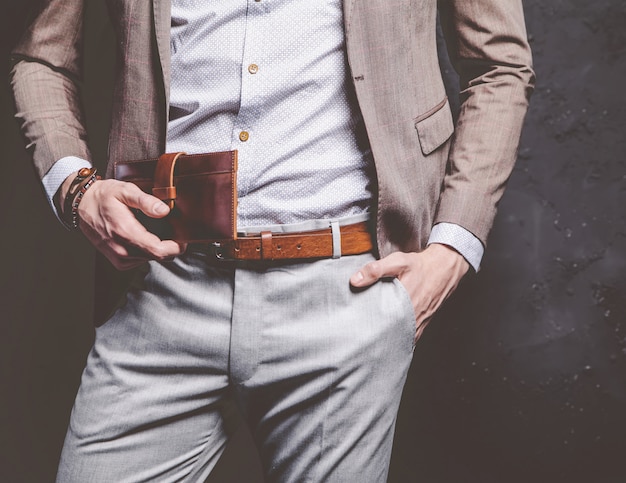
{"left": 110, "top": 185, "right": 185, "bottom": 258}
{"left": 117, "top": 183, "right": 170, "bottom": 219}
{"left": 77, "top": 180, "right": 186, "bottom": 268}
{"left": 100, "top": 229, "right": 184, "bottom": 269}
{"left": 117, "top": 221, "right": 185, "bottom": 260}
{"left": 350, "top": 252, "right": 407, "bottom": 287}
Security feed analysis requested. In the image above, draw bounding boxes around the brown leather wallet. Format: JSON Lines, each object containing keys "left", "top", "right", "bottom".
{"left": 115, "top": 151, "right": 238, "bottom": 242}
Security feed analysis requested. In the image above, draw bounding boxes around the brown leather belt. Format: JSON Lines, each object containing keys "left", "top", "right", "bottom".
{"left": 206, "top": 221, "right": 373, "bottom": 261}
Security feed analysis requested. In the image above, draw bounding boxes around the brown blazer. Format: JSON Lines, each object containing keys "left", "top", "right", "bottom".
{"left": 11, "top": 0, "right": 534, "bottom": 256}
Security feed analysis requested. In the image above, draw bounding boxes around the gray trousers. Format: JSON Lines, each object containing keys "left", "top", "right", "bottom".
{"left": 57, "top": 251, "right": 416, "bottom": 482}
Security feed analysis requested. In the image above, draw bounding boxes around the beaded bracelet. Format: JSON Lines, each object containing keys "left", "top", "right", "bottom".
{"left": 62, "top": 167, "right": 100, "bottom": 229}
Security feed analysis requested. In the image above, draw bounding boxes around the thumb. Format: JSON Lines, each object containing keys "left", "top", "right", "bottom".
{"left": 118, "top": 183, "right": 170, "bottom": 219}
{"left": 147, "top": 199, "right": 171, "bottom": 218}
{"left": 350, "top": 253, "right": 405, "bottom": 288}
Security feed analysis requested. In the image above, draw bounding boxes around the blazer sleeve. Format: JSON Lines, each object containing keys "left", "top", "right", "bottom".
{"left": 10, "top": 0, "right": 91, "bottom": 180}
{"left": 435, "top": 0, "right": 536, "bottom": 247}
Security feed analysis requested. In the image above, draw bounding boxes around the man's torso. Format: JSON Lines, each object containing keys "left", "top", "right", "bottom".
{"left": 166, "top": 0, "right": 373, "bottom": 230}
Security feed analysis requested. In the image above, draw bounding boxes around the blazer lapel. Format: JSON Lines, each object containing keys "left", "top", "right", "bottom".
{"left": 343, "top": 0, "right": 356, "bottom": 32}
{"left": 343, "top": 0, "right": 356, "bottom": 31}
{"left": 152, "top": 0, "right": 172, "bottom": 108}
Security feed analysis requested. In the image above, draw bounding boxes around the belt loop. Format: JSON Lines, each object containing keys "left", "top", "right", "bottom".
{"left": 331, "top": 221, "right": 341, "bottom": 259}
{"left": 261, "top": 231, "right": 273, "bottom": 260}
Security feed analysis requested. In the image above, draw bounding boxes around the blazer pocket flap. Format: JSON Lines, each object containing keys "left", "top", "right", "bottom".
{"left": 414, "top": 98, "right": 454, "bottom": 155}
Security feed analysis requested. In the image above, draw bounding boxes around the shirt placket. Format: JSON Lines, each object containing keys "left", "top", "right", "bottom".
{"left": 232, "top": 0, "right": 267, "bottom": 225}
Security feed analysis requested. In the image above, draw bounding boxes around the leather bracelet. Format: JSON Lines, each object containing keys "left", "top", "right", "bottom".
{"left": 62, "top": 167, "right": 100, "bottom": 229}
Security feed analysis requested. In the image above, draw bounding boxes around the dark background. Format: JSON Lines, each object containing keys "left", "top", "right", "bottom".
{"left": 1, "top": 1, "right": 625, "bottom": 482}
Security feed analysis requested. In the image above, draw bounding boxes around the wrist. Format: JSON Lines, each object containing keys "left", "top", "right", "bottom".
{"left": 60, "top": 167, "right": 100, "bottom": 229}
{"left": 426, "top": 243, "right": 470, "bottom": 275}
{"left": 58, "top": 171, "right": 80, "bottom": 214}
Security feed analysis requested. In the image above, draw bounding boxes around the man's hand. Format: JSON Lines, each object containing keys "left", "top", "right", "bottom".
{"left": 350, "top": 243, "right": 470, "bottom": 343}
{"left": 60, "top": 173, "right": 186, "bottom": 270}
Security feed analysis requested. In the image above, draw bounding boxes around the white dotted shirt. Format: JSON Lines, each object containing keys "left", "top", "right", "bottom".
{"left": 166, "top": 0, "right": 373, "bottom": 231}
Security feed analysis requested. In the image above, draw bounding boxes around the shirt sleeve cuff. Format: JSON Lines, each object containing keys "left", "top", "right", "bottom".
{"left": 41, "top": 156, "right": 93, "bottom": 222}
{"left": 427, "top": 222, "right": 484, "bottom": 272}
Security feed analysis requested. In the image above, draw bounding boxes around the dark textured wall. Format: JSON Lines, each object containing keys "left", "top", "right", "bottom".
{"left": 1, "top": 1, "right": 625, "bottom": 482}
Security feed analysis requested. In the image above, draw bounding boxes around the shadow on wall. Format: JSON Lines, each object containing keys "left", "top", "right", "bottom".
{"left": 1, "top": 1, "right": 625, "bottom": 482}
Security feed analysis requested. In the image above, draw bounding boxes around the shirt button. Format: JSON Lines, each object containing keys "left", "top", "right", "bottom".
{"left": 248, "top": 64, "right": 259, "bottom": 74}
{"left": 239, "top": 131, "right": 249, "bottom": 142}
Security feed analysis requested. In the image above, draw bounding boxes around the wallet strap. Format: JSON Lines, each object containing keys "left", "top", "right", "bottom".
{"left": 153, "top": 151, "right": 186, "bottom": 209}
